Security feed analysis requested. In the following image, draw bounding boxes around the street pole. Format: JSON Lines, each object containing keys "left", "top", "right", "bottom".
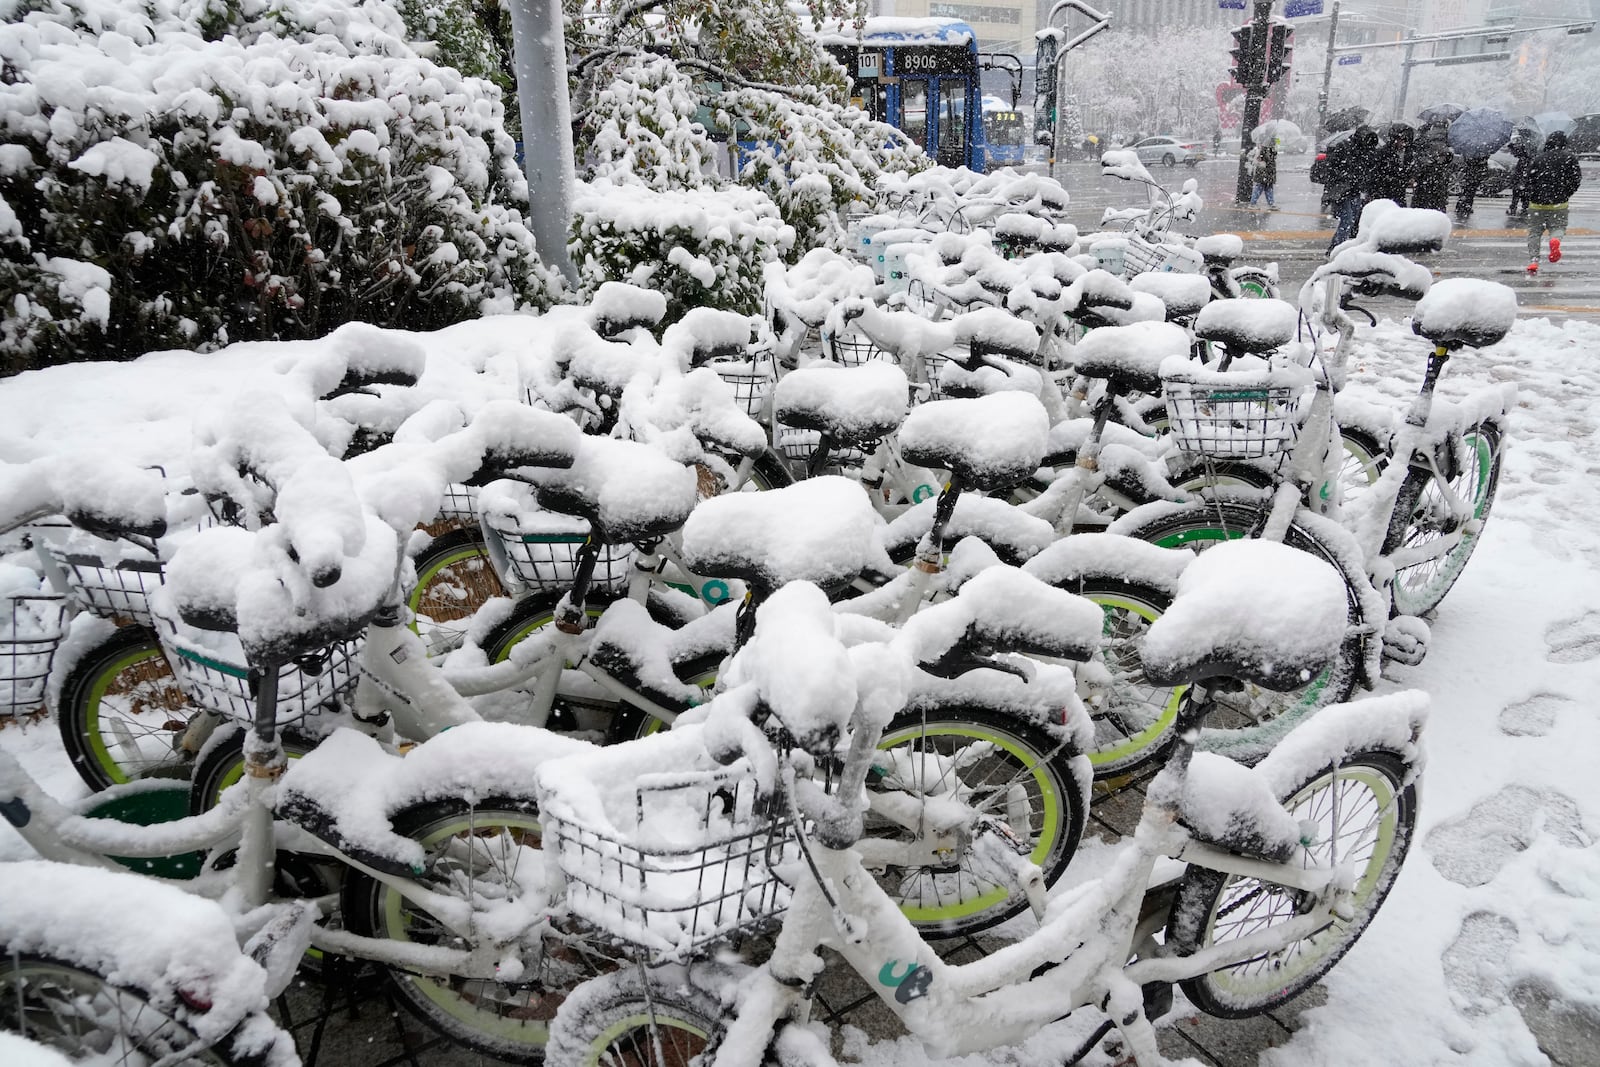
{"left": 507, "top": 0, "right": 578, "bottom": 286}
{"left": 1315, "top": 0, "right": 1341, "bottom": 139}
{"left": 1235, "top": 0, "right": 1273, "bottom": 205}
{"left": 1394, "top": 36, "right": 1416, "bottom": 121}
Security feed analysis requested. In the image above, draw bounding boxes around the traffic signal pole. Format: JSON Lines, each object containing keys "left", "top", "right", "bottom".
{"left": 1235, "top": 0, "right": 1274, "bottom": 204}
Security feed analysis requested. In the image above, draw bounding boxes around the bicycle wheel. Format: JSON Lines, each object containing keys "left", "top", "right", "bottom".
{"left": 58, "top": 626, "right": 198, "bottom": 791}
{"left": 0, "top": 952, "right": 259, "bottom": 1065}
{"left": 481, "top": 594, "right": 618, "bottom": 732}
{"left": 342, "top": 795, "right": 614, "bottom": 1063}
{"left": 1116, "top": 503, "right": 1361, "bottom": 744}
{"left": 869, "top": 709, "right": 1087, "bottom": 936}
{"left": 546, "top": 968, "right": 725, "bottom": 1067}
{"left": 1166, "top": 750, "right": 1417, "bottom": 1018}
{"left": 409, "top": 528, "right": 506, "bottom": 655}
{"left": 1382, "top": 423, "right": 1501, "bottom": 618}
{"left": 1066, "top": 579, "right": 1184, "bottom": 780}
{"left": 1335, "top": 427, "right": 1385, "bottom": 511}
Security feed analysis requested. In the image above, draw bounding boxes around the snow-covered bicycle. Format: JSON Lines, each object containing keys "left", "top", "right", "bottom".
{"left": 542, "top": 538, "right": 1426, "bottom": 1067}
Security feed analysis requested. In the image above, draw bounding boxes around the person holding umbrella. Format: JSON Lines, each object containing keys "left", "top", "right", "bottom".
{"left": 1505, "top": 132, "right": 1536, "bottom": 220}
{"left": 1448, "top": 107, "right": 1515, "bottom": 219}
{"left": 1326, "top": 125, "right": 1380, "bottom": 252}
{"left": 1248, "top": 137, "right": 1279, "bottom": 209}
{"left": 1371, "top": 124, "right": 1415, "bottom": 205}
{"left": 1411, "top": 122, "right": 1453, "bottom": 211}
{"left": 1524, "top": 130, "right": 1583, "bottom": 272}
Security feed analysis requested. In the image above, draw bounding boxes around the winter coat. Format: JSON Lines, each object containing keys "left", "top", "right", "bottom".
{"left": 1250, "top": 144, "right": 1278, "bottom": 186}
{"left": 1370, "top": 139, "right": 1414, "bottom": 204}
{"left": 1525, "top": 134, "right": 1583, "bottom": 206}
{"left": 1325, "top": 131, "right": 1379, "bottom": 202}
{"left": 1410, "top": 129, "right": 1453, "bottom": 210}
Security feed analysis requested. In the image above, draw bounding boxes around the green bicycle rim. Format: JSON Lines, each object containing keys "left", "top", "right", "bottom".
{"left": 1083, "top": 594, "right": 1183, "bottom": 771}
{"left": 873, "top": 722, "right": 1061, "bottom": 924}
{"left": 83, "top": 644, "right": 171, "bottom": 787}
{"left": 384, "top": 809, "right": 550, "bottom": 1048}
{"left": 583, "top": 1013, "right": 710, "bottom": 1067}
{"left": 1391, "top": 430, "right": 1494, "bottom": 613}
{"left": 1198, "top": 765, "right": 1399, "bottom": 999}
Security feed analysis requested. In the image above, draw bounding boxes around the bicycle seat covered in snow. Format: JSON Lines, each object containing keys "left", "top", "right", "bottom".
{"left": 1409, "top": 278, "right": 1518, "bottom": 351}
{"left": 1139, "top": 539, "right": 1348, "bottom": 692}
{"left": 774, "top": 361, "right": 909, "bottom": 447}
{"left": 1194, "top": 298, "right": 1298, "bottom": 355}
{"left": 1194, "top": 233, "right": 1245, "bottom": 265}
{"left": 1073, "top": 320, "right": 1192, "bottom": 395}
{"left": 898, "top": 393, "right": 1048, "bottom": 492}
{"left": 533, "top": 436, "right": 699, "bottom": 546}
{"left": 680, "top": 477, "right": 880, "bottom": 595}
{"left": 1130, "top": 272, "right": 1211, "bottom": 321}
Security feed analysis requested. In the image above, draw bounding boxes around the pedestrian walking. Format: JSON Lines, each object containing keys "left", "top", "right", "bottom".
{"left": 1456, "top": 155, "right": 1489, "bottom": 219}
{"left": 1524, "top": 130, "right": 1583, "bottom": 272}
{"left": 1505, "top": 134, "right": 1534, "bottom": 219}
{"left": 1370, "top": 124, "right": 1415, "bottom": 205}
{"left": 1410, "top": 123, "right": 1453, "bottom": 212}
{"left": 1247, "top": 139, "right": 1278, "bottom": 209}
{"left": 1326, "top": 125, "right": 1379, "bottom": 253}
{"left": 1212, "top": 128, "right": 1222, "bottom": 157}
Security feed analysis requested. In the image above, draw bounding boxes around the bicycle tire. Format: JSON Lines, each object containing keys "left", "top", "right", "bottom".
{"left": 870, "top": 709, "right": 1088, "bottom": 936}
{"left": 58, "top": 625, "right": 197, "bottom": 791}
{"left": 1335, "top": 426, "right": 1386, "bottom": 511}
{"left": 546, "top": 967, "right": 727, "bottom": 1067}
{"left": 1166, "top": 749, "right": 1417, "bottom": 1018}
{"left": 1059, "top": 578, "right": 1184, "bottom": 780}
{"left": 1113, "top": 503, "right": 1362, "bottom": 753}
{"left": 409, "top": 527, "right": 506, "bottom": 656}
{"left": 480, "top": 593, "right": 618, "bottom": 732}
{"left": 0, "top": 951, "right": 278, "bottom": 1066}
{"left": 1382, "top": 423, "right": 1501, "bottom": 618}
{"left": 341, "top": 795, "right": 613, "bottom": 1063}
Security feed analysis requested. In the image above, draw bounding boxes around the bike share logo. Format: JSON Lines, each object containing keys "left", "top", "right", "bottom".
{"left": 878, "top": 960, "right": 934, "bottom": 1003}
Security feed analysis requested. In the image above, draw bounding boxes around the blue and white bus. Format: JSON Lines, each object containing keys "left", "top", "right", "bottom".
{"left": 982, "top": 95, "right": 1029, "bottom": 170}
{"left": 823, "top": 18, "right": 1015, "bottom": 172}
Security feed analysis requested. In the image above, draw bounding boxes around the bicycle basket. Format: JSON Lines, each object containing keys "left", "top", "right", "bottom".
{"left": 436, "top": 482, "right": 480, "bottom": 525}
{"left": 486, "top": 522, "right": 634, "bottom": 594}
{"left": 154, "top": 607, "right": 361, "bottom": 724}
{"left": 1162, "top": 369, "right": 1305, "bottom": 460}
{"left": 1, "top": 593, "right": 67, "bottom": 716}
{"left": 709, "top": 347, "right": 775, "bottom": 421}
{"left": 544, "top": 763, "right": 799, "bottom": 961}
{"left": 1123, "top": 235, "right": 1203, "bottom": 278}
{"left": 43, "top": 547, "right": 165, "bottom": 628}
{"left": 774, "top": 426, "right": 868, "bottom": 469}
{"left": 821, "top": 328, "right": 884, "bottom": 367}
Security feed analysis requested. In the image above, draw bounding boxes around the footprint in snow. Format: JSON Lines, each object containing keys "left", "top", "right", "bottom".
{"left": 1497, "top": 693, "right": 1573, "bottom": 737}
{"left": 1425, "top": 785, "right": 1591, "bottom": 887}
{"left": 1544, "top": 612, "right": 1600, "bottom": 664}
{"left": 1441, "top": 911, "right": 1519, "bottom": 1015}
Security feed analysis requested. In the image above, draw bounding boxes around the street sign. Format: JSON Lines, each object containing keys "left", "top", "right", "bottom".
{"left": 1218, "top": 0, "right": 1246, "bottom": 9}
{"left": 1285, "top": 0, "right": 1323, "bottom": 15}
{"left": 1338, "top": 53, "right": 1362, "bottom": 65}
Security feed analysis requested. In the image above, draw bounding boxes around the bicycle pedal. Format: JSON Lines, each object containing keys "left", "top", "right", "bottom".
{"left": 1382, "top": 615, "right": 1430, "bottom": 667}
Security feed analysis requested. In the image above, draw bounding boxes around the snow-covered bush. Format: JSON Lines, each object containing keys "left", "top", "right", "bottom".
{"left": 720, "top": 84, "right": 923, "bottom": 253}
{"left": 571, "top": 179, "right": 793, "bottom": 324}
{"left": 0, "top": 0, "right": 555, "bottom": 372}
{"left": 578, "top": 56, "right": 719, "bottom": 191}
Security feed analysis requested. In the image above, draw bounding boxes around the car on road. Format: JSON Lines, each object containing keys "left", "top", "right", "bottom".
{"left": 1128, "top": 135, "right": 1206, "bottom": 167}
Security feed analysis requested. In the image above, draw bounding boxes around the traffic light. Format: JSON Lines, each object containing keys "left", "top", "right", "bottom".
{"left": 1230, "top": 24, "right": 1262, "bottom": 86}
{"left": 1266, "top": 23, "right": 1294, "bottom": 84}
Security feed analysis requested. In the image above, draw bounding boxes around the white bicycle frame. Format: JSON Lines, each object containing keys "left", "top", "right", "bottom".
{"left": 683, "top": 718, "right": 1370, "bottom": 1067}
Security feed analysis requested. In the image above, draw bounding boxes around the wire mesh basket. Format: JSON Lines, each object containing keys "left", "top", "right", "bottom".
{"left": 436, "top": 482, "right": 480, "bottom": 525}
{"left": 1162, "top": 371, "right": 1304, "bottom": 460}
{"left": 43, "top": 548, "right": 166, "bottom": 628}
{"left": 545, "top": 764, "right": 800, "bottom": 961}
{"left": 774, "top": 427, "right": 868, "bottom": 469}
{"left": 709, "top": 348, "right": 776, "bottom": 421}
{"left": 1123, "top": 235, "right": 1202, "bottom": 277}
{"left": 158, "top": 620, "right": 362, "bottom": 724}
{"left": 486, "top": 525, "right": 635, "bottom": 594}
{"left": 821, "top": 328, "right": 884, "bottom": 367}
{"left": 1, "top": 593, "right": 67, "bottom": 717}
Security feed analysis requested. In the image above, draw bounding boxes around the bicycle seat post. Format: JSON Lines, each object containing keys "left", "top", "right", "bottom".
{"left": 239, "top": 663, "right": 287, "bottom": 907}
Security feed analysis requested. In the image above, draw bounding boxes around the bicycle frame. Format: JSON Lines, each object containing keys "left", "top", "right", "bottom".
{"left": 706, "top": 724, "right": 1352, "bottom": 1067}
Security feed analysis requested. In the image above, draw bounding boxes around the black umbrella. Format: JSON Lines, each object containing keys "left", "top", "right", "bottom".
{"left": 1447, "top": 107, "right": 1514, "bottom": 161}
{"left": 1324, "top": 106, "right": 1370, "bottom": 133}
{"left": 1418, "top": 102, "right": 1466, "bottom": 125}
